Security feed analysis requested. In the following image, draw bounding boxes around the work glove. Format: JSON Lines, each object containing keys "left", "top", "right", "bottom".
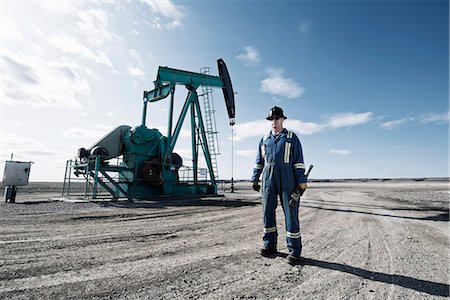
{"left": 289, "top": 183, "right": 308, "bottom": 207}
{"left": 252, "top": 181, "right": 260, "bottom": 192}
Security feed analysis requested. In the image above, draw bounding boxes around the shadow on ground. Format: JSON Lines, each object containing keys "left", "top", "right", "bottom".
{"left": 99, "top": 198, "right": 259, "bottom": 209}
{"left": 300, "top": 257, "right": 450, "bottom": 297}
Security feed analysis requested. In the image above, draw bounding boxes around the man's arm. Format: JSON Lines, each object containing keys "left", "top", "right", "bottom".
{"left": 251, "top": 138, "right": 264, "bottom": 191}
{"left": 291, "top": 133, "right": 307, "bottom": 185}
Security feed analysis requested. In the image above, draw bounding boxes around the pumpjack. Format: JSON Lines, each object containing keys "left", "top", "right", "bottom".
{"left": 63, "top": 59, "right": 235, "bottom": 200}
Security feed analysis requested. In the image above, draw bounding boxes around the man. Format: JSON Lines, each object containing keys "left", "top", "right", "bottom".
{"left": 251, "top": 106, "right": 308, "bottom": 266}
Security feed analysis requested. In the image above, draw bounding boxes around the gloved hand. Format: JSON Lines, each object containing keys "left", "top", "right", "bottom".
{"left": 289, "top": 183, "right": 308, "bottom": 207}
{"left": 252, "top": 181, "right": 260, "bottom": 192}
{"left": 298, "top": 183, "right": 307, "bottom": 196}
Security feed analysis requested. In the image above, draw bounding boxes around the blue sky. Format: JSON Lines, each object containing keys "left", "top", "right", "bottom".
{"left": 1, "top": 0, "right": 448, "bottom": 181}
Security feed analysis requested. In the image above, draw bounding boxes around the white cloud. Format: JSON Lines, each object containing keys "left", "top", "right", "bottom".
{"left": 260, "top": 68, "right": 305, "bottom": 99}
{"left": 129, "top": 49, "right": 143, "bottom": 65}
{"left": 141, "top": 0, "right": 187, "bottom": 29}
{"left": 237, "top": 46, "right": 260, "bottom": 65}
{"left": 233, "top": 120, "right": 271, "bottom": 142}
{"left": 1, "top": 50, "right": 89, "bottom": 109}
{"left": 379, "top": 112, "right": 449, "bottom": 130}
{"left": 31, "top": 43, "right": 45, "bottom": 56}
{"left": 8, "top": 120, "right": 24, "bottom": 127}
{"left": 62, "top": 127, "right": 107, "bottom": 139}
{"left": 419, "top": 112, "right": 450, "bottom": 124}
{"left": 48, "top": 32, "right": 114, "bottom": 68}
{"left": 380, "top": 117, "right": 413, "bottom": 130}
{"left": 2, "top": 132, "right": 46, "bottom": 149}
{"left": 18, "top": 149, "right": 61, "bottom": 157}
{"left": 285, "top": 119, "right": 325, "bottom": 135}
{"left": 127, "top": 66, "right": 146, "bottom": 79}
{"left": 76, "top": 8, "right": 120, "bottom": 47}
{"left": 38, "top": 1, "right": 81, "bottom": 16}
{"left": 298, "top": 21, "right": 310, "bottom": 34}
{"left": 236, "top": 149, "right": 257, "bottom": 158}
{"left": 0, "top": 15, "right": 24, "bottom": 41}
{"left": 327, "top": 112, "right": 373, "bottom": 128}
{"left": 85, "top": 68, "right": 102, "bottom": 81}
{"left": 39, "top": 3, "right": 118, "bottom": 71}
{"left": 329, "top": 149, "right": 352, "bottom": 155}
{"left": 233, "top": 111, "right": 373, "bottom": 141}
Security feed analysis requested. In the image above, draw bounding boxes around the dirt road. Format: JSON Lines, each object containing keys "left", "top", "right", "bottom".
{"left": 0, "top": 181, "right": 448, "bottom": 299}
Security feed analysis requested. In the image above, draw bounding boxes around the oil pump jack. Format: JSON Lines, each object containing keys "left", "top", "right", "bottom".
{"left": 63, "top": 59, "right": 235, "bottom": 200}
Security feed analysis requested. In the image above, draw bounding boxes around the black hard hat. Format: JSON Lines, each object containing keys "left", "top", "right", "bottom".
{"left": 266, "top": 106, "right": 286, "bottom": 120}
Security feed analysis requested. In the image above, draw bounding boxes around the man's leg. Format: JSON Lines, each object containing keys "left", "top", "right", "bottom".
{"left": 281, "top": 190, "right": 302, "bottom": 260}
{"left": 262, "top": 188, "right": 278, "bottom": 252}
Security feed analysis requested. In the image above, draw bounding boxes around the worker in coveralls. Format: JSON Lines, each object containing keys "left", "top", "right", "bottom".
{"left": 251, "top": 106, "right": 308, "bottom": 266}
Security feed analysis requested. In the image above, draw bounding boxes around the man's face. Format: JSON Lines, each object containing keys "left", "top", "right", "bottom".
{"left": 271, "top": 116, "right": 285, "bottom": 133}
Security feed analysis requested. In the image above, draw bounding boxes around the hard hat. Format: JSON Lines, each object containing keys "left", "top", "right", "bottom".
{"left": 266, "top": 106, "right": 287, "bottom": 120}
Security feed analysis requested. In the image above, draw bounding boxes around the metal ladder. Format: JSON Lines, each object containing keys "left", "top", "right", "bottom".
{"left": 200, "top": 67, "right": 220, "bottom": 181}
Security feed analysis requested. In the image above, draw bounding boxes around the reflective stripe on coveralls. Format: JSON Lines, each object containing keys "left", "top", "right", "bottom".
{"left": 264, "top": 226, "right": 278, "bottom": 234}
{"left": 286, "top": 231, "right": 301, "bottom": 239}
{"left": 294, "top": 163, "right": 305, "bottom": 169}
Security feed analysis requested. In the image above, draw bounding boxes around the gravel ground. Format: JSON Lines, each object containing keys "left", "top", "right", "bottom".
{"left": 0, "top": 180, "right": 448, "bottom": 299}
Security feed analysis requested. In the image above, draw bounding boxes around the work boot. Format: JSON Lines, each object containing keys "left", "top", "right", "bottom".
{"left": 260, "top": 247, "right": 277, "bottom": 257}
{"left": 287, "top": 253, "right": 301, "bottom": 266}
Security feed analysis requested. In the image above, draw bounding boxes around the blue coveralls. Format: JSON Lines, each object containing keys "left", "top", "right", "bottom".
{"left": 251, "top": 129, "right": 307, "bottom": 257}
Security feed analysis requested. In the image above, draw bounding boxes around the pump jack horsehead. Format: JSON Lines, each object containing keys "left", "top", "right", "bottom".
{"left": 63, "top": 59, "right": 235, "bottom": 200}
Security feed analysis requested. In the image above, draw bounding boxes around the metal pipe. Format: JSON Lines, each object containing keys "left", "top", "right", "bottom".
{"left": 170, "top": 91, "right": 194, "bottom": 151}
{"left": 191, "top": 100, "right": 198, "bottom": 184}
{"left": 166, "top": 87, "right": 175, "bottom": 162}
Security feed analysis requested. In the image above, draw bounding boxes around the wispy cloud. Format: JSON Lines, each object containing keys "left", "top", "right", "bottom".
{"left": 2, "top": 133, "right": 46, "bottom": 149}
{"left": 233, "top": 120, "right": 271, "bottom": 142}
{"left": 127, "top": 66, "right": 146, "bottom": 79}
{"left": 237, "top": 46, "right": 260, "bottom": 66}
{"left": 76, "top": 8, "right": 120, "bottom": 47}
{"left": 48, "top": 32, "right": 114, "bottom": 68}
{"left": 380, "top": 111, "right": 449, "bottom": 129}
{"left": 19, "top": 149, "right": 61, "bottom": 156}
{"left": 419, "top": 111, "right": 450, "bottom": 124}
{"left": 1, "top": 50, "right": 89, "bottom": 109}
{"left": 380, "top": 117, "right": 413, "bottom": 130}
{"left": 62, "top": 127, "right": 108, "bottom": 140}
{"left": 38, "top": 1, "right": 81, "bottom": 16}
{"left": 39, "top": 3, "right": 118, "bottom": 71}
{"left": 233, "top": 111, "right": 373, "bottom": 141}
{"left": 260, "top": 68, "right": 305, "bottom": 99}
{"left": 129, "top": 49, "right": 143, "bottom": 66}
{"left": 327, "top": 112, "right": 373, "bottom": 128}
{"left": 1, "top": 132, "right": 61, "bottom": 159}
{"left": 236, "top": 149, "right": 257, "bottom": 158}
{"left": 285, "top": 119, "right": 326, "bottom": 135}
{"left": 141, "top": 0, "right": 187, "bottom": 29}
{"left": 329, "top": 149, "right": 352, "bottom": 155}
{"left": 0, "top": 15, "right": 24, "bottom": 41}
